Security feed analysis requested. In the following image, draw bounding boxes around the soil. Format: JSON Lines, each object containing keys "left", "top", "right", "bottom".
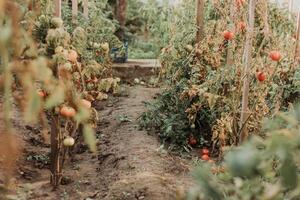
{"left": 1, "top": 85, "right": 193, "bottom": 200}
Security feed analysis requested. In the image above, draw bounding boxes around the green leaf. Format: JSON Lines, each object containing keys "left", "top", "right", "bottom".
{"left": 225, "top": 144, "right": 261, "bottom": 178}
{"left": 74, "top": 106, "right": 90, "bottom": 123}
{"left": 83, "top": 124, "right": 97, "bottom": 153}
{"left": 45, "top": 86, "right": 65, "bottom": 109}
{"left": 31, "top": 57, "right": 53, "bottom": 82}
{"left": 24, "top": 89, "right": 41, "bottom": 123}
{"left": 280, "top": 157, "right": 298, "bottom": 189}
{"left": 192, "top": 167, "right": 223, "bottom": 200}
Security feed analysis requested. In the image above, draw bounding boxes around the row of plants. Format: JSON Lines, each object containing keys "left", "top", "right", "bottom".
{"left": 0, "top": 0, "right": 119, "bottom": 192}
{"left": 109, "top": 0, "right": 176, "bottom": 59}
{"left": 187, "top": 105, "right": 300, "bottom": 199}
{"left": 140, "top": 0, "right": 300, "bottom": 154}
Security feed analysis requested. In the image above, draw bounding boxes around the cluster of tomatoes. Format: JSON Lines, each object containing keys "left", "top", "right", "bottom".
{"left": 222, "top": 26, "right": 282, "bottom": 84}
{"left": 188, "top": 136, "right": 214, "bottom": 163}
{"left": 37, "top": 49, "right": 94, "bottom": 147}
{"left": 256, "top": 51, "right": 281, "bottom": 82}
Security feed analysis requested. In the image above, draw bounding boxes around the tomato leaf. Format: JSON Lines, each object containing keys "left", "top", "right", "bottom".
{"left": 280, "top": 156, "right": 298, "bottom": 189}
{"left": 83, "top": 124, "right": 97, "bottom": 153}
{"left": 24, "top": 89, "right": 41, "bottom": 123}
{"left": 45, "top": 86, "right": 65, "bottom": 109}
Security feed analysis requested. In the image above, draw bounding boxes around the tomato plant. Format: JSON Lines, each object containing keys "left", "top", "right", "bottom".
{"left": 189, "top": 106, "right": 300, "bottom": 200}
{"left": 0, "top": 0, "right": 119, "bottom": 190}
{"left": 140, "top": 0, "right": 299, "bottom": 154}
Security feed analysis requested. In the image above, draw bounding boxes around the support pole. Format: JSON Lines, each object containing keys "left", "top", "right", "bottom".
{"left": 72, "top": 0, "right": 78, "bottom": 22}
{"left": 83, "top": 0, "right": 88, "bottom": 19}
{"left": 239, "top": 0, "right": 256, "bottom": 143}
{"left": 195, "top": 0, "right": 205, "bottom": 43}
{"left": 54, "top": 0, "right": 61, "bottom": 18}
{"left": 116, "top": 0, "right": 127, "bottom": 41}
{"left": 288, "top": 0, "right": 294, "bottom": 20}
{"left": 226, "top": 0, "right": 236, "bottom": 66}
{"left": 293, "top": 11, "right": 300, "bottom": 69}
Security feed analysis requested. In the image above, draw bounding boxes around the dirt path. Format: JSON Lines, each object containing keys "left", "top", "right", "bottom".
{"left": 97, "top": 85, "right": 192, "bottom": 200}
{"left": 3, "top": 85, "right": 193, "bottom": 200}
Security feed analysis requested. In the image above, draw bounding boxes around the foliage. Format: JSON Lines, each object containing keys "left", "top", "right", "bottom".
{"left": 124, "top": 0, "right": 177, "bottom": 59}
{"left": 0, "top": 0, "right": 121, "bottom": 191}
{"left": 140, "top": 0, "right": 300, "bottom": 152}
{"left": 189, "top": 105, "right": 300, "bottom": 200}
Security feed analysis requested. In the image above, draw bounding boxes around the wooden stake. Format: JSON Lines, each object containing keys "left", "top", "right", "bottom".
{"left": 195, "top": 0, "right": 205, "bottom": 43}
{"left": 293, "top": 11, "right": 300, "bottom": 68}
{"left": 226, "top": 0, "right": 236, "bottom": 66}
{"left": 54, "top": 0, "right": 61, "bottom": 17}
{"left": 50, "top": 115, "right": 62, "bottom": 188}
{"left": 288, "top": 0, "right": 294, "bottom": 19}
{"left": 239, "top": 0, "right": 256, "bottom": 143}
{"left": 72, "top": 0, "right": 78, "bottom": 22}
{"left": 116, "top": 0, "right": 127, "bottom": 40}
{"left": 83, "top": 0, "right": 88, "bottom": 19}
{"left": 262, "top": 0, "right": 270, "bottom": 37}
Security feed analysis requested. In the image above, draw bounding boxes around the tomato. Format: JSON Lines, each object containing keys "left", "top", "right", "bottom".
{"left": 269, "top": 51, "right": 281, "bottom": 62}
{"left": 188, "top": 136, "right": 197, "bottom": 146}
{"left": 202, "top": 148, "right": 210, "bottom": 155}
{"left": 201, "top": 154, "right": 210, "bottom": 161}
{"left": 80, "top": 99, "right": 92, "bottom": 109}
{"left": 37, "top": 89, "right": 46, "bottom": 98}
{"left": 223, "top": 30, "right": 234, "bottom": 41}
{"left": 63, "top": 136, "right": 75, "bottom": 147}
{"left": 238, "top": 21, "right": 246, "bottom": 31}
{"left": 60, "top": 106, "right": 76, "bottom": 118}
{"left": 68, "top": 50, "right": 78, "bottom": 63}
{"left": 236, "top": 0, "right": 245, "bottom": 8}
{"left": 257, "top": 72, "right": 266, "bottom": 82}
{"left": 92, "top": 77, "right": 98, "bottom": 83}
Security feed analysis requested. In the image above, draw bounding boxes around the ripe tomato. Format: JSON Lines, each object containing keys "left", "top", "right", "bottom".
{"left": 236, "top": 0, "right": 245, "bottom": 8}
{"left": 223, "top": 30, "right": 234, "bottom": 41}
{"left": 63, "top": 136, "right": 75, "bottom": 147}
{"left": 60, "top": 106, "right": 76, "bottom": 118}
{"left": 92, "top": 77, "right": 98, "bottom": 83}
{"left": 37, "top": 90, "right": 46, "bottom": 98}
{"left": 201, "top": 154, "right": 210, "bottom": 161}
{"left": 257, "top": 72, "right": 266, "bottom": 82}
{"left": 238, "top": 21, "right": 246, "bottom": 31}
{"left": 68, "top": 50, "right": 78, "bottom": 63}
{"left": 269, "top": 51, "right": 281, "bottom": 62}
{"left": 188, "top": 136, "right": 197, "bottom": 146}
{"left": 80, "top": 99, "right": 92, "bottom": 109}
{"left": 202, "top": 148, "right": 210, "bottom": 155}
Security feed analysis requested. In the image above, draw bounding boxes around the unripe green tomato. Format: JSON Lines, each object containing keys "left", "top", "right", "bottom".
{"left": 63, "top": 137, "right": 75, "bottom": 147}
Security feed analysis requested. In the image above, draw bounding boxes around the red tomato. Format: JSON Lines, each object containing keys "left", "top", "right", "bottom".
{"left": 60, "top": 106, "right": 76, "bottom": 118}
{"left": 37, "top": 90, "right": 46, "bottom": 98}
{"left": 68, "top": 50, "right": 78, "bottom": 63}
{"left": 202, "top": 148, "right": 210, "bottom": 155}
{"left": 92, "top": 77, "right": 98, "bottom": 83}
{"left": 223, "top": 30, "right": 234, "bottom": 41}
{"left": 188, "top": 136, "right": 197, "bottom": 146}
{"left": 236, "top": 0, "right": 245, "bottom": 8}
{"left": 80, "top": 99, "right": 92, "bottom": 109}
{"left": 257, "top": 72, "right": 266, "bottom": 82}
{"left": 269, "top": 51, "right": 281, "bottom": 62}
{"left": 201, "top": 154, "right": 210, "bottom": 161}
